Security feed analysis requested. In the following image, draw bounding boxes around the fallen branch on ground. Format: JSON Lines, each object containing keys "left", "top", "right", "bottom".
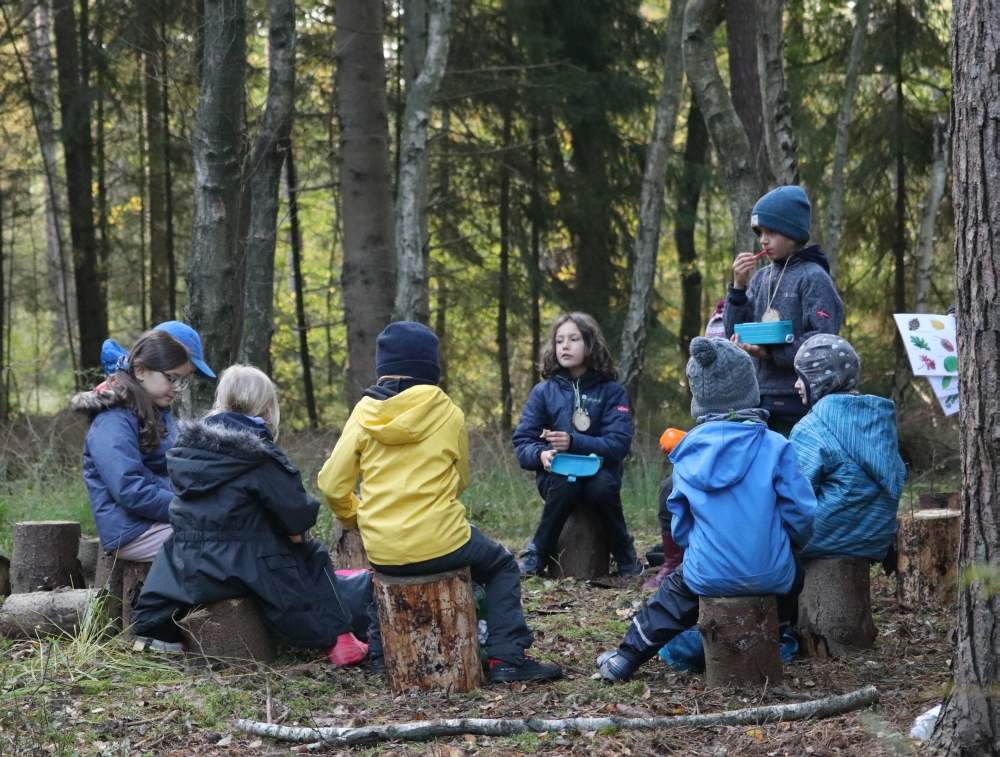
{"left": 234, "top": 685, "right": 879, "bottom": 750}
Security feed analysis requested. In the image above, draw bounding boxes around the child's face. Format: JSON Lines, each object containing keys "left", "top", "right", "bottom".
{"left": 755, "top": 228, "right": 800, "bottom": 262}
{"left": 555, "top": 321, "right": 586, "bottom": 374}
{"left": 135, "top": 361, "right": 195, "bottom": 408}
{"left": 794, "top": 376, "right": 808, "bottom": 406}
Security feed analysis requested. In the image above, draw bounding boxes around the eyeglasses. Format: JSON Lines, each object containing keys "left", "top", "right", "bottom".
{"left": 158, "top": 371, "right": 191, "bottom": 391}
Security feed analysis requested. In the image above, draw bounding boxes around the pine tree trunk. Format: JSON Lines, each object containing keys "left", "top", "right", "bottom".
{"left": 10, "top": 521, "right": 84, "bottom": 593}
{"left": 913, "top": 116, "right": 950, "bottom": 314}
{"left": 797, "top": 558, "right": 877, "bottom": 657}
{"left": 684, "top": 0, "right": 759, "bottom": 255}
{"left": 142, "top": 0, "right": 170, "bottom": 326}
{"left": 617, "top": 0, "right": 687, "bottom": 402}
{"left": 393, "top": 0, "right": 451, "bottom": 323}
{"left": 755, "top": 0, "right": 797, "bottom": 186}
{"left": 186, "top": 0, "right": 247, "bottom": 406}
{"left": 896, "top": 509, "right": 959, "bottom": 610}
{"left": 497, "top": 99, "right": 513, "bottom": 433}
{"left": 928, "top": 0, "right": 1000, "bottom": 745}
{"left": 239, "top": 0, "right": 296, "bottom": 369}
{"left": 676, "top": 96, "right": 709, "bottom": 358}
{"left": 336, "top": 0, "right": 396, "bottom": 408}
{"left": 402, "top": 0, "right": 430, "bottom": 323}
{"left": 286, "top": 146, "right": 318, "bottom": 427}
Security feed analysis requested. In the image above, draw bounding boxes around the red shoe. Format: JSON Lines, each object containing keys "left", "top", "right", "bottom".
{"left": 641, "top": 530, "right": 683, "bottom": 590}
{"left": 327, "top": 633, "right": 368, "bottom": 667}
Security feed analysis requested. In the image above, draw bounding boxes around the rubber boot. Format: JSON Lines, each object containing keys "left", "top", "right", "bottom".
{"left": 641, "top": 530, "right": 684, "bottom": 590}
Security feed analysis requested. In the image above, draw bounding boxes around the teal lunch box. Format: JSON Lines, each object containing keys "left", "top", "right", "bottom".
{"left": 550, "top": 453, "right": 602, "bottom": 482}
{"left": 734, "top": 321, "right": 795, "bottom": 345}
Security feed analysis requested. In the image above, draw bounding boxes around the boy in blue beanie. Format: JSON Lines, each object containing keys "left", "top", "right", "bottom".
{"left": 724, "top": 186, "right": 844, "bottom": 437}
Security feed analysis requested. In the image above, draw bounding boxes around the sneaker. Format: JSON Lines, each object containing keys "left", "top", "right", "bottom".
{"left": 596, "top": 649, "right": 639, "bottom": 682}
{"left": 616, "top": 555, "right": 645, "bottom": 578}
{"left": 486, "top": 656, "right": 562, "bottom": 683}
{"left": 518, "top": 545, "right": 544, "bottom": 576}
{"left": 364, "top": 654, "right": 387, "bottom": 675}
{"left": 133, "top": 636, "right": 184, "bottom": 655}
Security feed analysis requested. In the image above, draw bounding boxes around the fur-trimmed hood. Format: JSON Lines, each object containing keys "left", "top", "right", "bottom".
{"left": 70, "top": 389, "right": 125, "bottom": 419}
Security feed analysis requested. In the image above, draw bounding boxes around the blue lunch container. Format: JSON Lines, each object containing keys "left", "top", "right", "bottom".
{"left": 734, "top": 321, "right": 795, "bottom": 345}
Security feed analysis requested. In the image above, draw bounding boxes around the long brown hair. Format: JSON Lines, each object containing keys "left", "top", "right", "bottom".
{"left": 539, "top": 312, "right": 618, "bottom": 381}
{"left": 109, "top": 330, "right": 190, "bottom": 453}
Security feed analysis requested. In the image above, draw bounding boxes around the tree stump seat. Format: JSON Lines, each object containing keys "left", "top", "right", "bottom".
{"left": 179, "top": 596, "right": 277, "bottom": 668}
{"left": 10, "top": 521, "right": 85, "bottom": 593}
{"left": 698, "top": 595, "right": 783, "bottom": 688}
{"left": 797, "top": 557, "right": 877, "bottom": 658}
{"left": 93, "top": 554, "right": 152, "bottom": 635}
{"left": 896, "top": 508, "right": 960, "bottom": 609}
{"left": 77, "top": 537, "right": 102, "bottom": 587}
{"left": 373, "top": 567, "right": 482, "bottom": 694}
{"left": 547, "top": 501, "right": 611, "bottom": 580}
{"left": 0, "top": 588, "right": 110, "bottom": 639}
{"left": 332, "top": 523, "right": 370, "bottom": 570}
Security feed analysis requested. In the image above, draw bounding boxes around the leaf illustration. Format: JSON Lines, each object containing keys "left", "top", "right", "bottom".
{"left": 919, "top": 355, "right": 936, "bottom": 370}
{"left": 910, "top": 336, "right": 931, "bottom": 350}
{"left": 930, "top": 319, "right": 946, "bottom": 330}
{"left": 946, "top": 394, "right": 958, "bottom": 408}
{"left": 942, "top": 376, "right": 952, "bottom": 389}
{"left": 944, "top": 356, "right": 958, "bottom": 372}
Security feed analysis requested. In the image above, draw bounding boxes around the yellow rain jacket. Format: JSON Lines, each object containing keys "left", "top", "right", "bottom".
{"left": 317, "top": 385, "right": 472, "bottom": 565}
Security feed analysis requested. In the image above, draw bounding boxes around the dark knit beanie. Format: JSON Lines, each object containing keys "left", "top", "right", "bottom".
{"left": 375, "top": 322, "right": 441, "bottom": 384}
{"left": 751, "top": 185, "right": 812, "bottom": 244}
{"left": 687, "top": 337, "right": 760, "bottom": 418}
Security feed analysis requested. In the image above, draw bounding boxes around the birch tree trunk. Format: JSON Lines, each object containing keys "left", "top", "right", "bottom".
{"left": 52, "top": 0, "right": 108, "bottom": 373}
{"left": 684, "top": 0, "right": 759, "bottom": 255}
{"left": 402, "top": 0, "right": 430, "bottom": 323}
{"left": 756, "top": 0, "right": 797, "bottom": 186}
{"left": 676, "top": 96, "right": 710, "bottom": 358}
{"left": 238, "top": 0, "right": 296, "bottom": 368}
{"left": 913, "top": 116, "right": 949, "bottom": 314}
{"left": 617, "top": 0, "right": 687, "bottom": 402}
{"left": 186, "top": 0, "right": 247, "bottom": 403}
{"left": 927, "top": 0, "right": 1000, "bottom": 747}
{"left": 393, "top": 0, "right": 451, "bottom": 323}
{"left": 824, "top": 0, "right": 869, "bottom": 280}
{"left": 337, "top": 0, "right": 396, "bottom": 407}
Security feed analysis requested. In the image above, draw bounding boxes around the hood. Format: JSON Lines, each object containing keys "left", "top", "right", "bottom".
{"left": 669, "top": 420, "right": 767, "bottom": 492}
{"left": 812, "top": 394, "right": 906, "bottom": 497}
{"left": 553, "top": 369, "right": 606, "bottom": 390}
{"left": 362, "top": 376, "right": 437, "bottom": 401}
{"left": 168, "top": 413, "right": 293, "bottom": 496}
{"left": 70, "top": 389, "right": 125, "bottom": 419}
{"left": 787, "top": 244, "right": 830, "bottom": 274}
{"left": 355, "top": 384, "right": 458, "bottom": 446}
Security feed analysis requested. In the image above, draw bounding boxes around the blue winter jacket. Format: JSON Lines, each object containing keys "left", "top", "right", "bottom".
{"left": 71, "top": 390, "right": 176, "bottom": 551}
{"left": 667, "top": 419, "right": 816, "bottom": 596}
{"left": 512, "top": 370, "right": 633, "bottom": 485}
{"left": 790, "top": 394, "right": 906, "bottom": 560}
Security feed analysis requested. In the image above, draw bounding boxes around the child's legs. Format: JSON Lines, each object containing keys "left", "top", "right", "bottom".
{"left": 657, "top": 479, "right": 673, "bottom": 532}
{"left": 776, "top": 554, "right": 805, "bottom": 626}
{"left": 113, "top": 522, "right": 173, "bottom": 562}
{"left": 580, "top": 469, "right": 634, "bottom": 556}
{"left": 619, "top": 566, "right": 700, "bottom": 665}
{"left": 531, "top": 473, "right": 583, "bottom": 559}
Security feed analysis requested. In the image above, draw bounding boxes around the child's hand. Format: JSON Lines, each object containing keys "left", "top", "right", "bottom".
{"left": 732, "top": 252, "right": 758, "bottom": 289}
{"left": 546, "top": 431, "right": 572, "bottom": 452}
{"left": 730, "top": 333, "right": 770, "bottom": 360}
{"left": 541, "top": 449, "right": 557, "bottom": 471}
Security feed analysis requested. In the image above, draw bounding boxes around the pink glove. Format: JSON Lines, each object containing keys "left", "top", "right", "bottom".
{"left": 327, "top": 633, "right": 368, "bottom": 667}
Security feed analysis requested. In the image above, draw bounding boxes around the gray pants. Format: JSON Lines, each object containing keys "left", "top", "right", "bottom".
{"left": 367, "top": 526, "right": 534, "bottom": 664}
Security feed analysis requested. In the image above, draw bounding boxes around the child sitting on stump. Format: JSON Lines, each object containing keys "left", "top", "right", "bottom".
{"left": 789, "top": 335, "right": 906, "bottom": 563}
{"left": 597, "top": 338, "right": 816, "bottom": 681}
{"left": 318, "top": 322, "right": 562, "bottom": 683}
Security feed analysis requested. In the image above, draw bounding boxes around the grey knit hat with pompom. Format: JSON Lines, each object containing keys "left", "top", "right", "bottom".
{"left": 687, "top": 337, "right": 761, "bottom": 418}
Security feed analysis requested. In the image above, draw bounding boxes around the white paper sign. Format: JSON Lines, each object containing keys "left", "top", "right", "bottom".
{"left": 893, "top": 314, "right": 958, "bottom": 376}
{"left": 928, "top": 375, "right": 958, "bottom": 398}
{"left": 934, "top": 388, "right": 959, "bottom": 416}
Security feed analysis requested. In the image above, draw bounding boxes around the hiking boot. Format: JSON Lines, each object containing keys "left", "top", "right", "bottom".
{"left": 133, "top": 636, "right": 185, "bottom": 655}
{"left": 328, "top": 633, "right": 368, "bottom": 667}
{"left": 486, "top": 656, "right": 562, "bottom": 683}
{"left": 596, "top": 649, "right": 639, "bottom": 682}
{"left": 518, "top": 544, "right": 545, "bottom": 576}
{"left": 641, "top": 529, "right": 684, "bottom": 590}
{"left": 364, "top": 654, "right": 387, "bottom": 675}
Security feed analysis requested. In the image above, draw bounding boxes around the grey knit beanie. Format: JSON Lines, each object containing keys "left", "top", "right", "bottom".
{"left": 793, "top": 334, "right": 861, "bottom": 406}
{"left": 687, "top": 337, "right": 761, "bottom": 418}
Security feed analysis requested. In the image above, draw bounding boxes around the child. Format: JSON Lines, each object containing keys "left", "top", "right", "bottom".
{"left": 641, "top": 430, "right": 687, "bottom": 590}
{"left": 790, "top": 335, "right": 906, "bottom": 561}
{"left": 597, "top": 338, "right": 816, "bottom": 681}
{"left": 71, "top": 329, "right": 202, "bottom": 562}
{"left": 132, "top": 365, "right": 370, "bottom": 661}
{"left": 318, "top": 322, "right": 562, "bottom": 683}
{"left": 724, "top": 186, "right": 844, "bottom": 436}
{"left": 512, "top": 313, "right": 640, "bottom": 577}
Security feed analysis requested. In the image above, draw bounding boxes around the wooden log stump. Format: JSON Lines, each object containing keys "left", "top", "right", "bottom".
{"left": 10, "top": 521, "right": 85, "bottom": 593}
{"left": 121, "top": 561, "right": 152, "bottom": 637}
{"left": 373, "top": 568, "right": 482, "bottom": 694}
{"left": 548, "top": 503, "right": 611, "bottom": 580}
{"left": 332, "top": 523, "right": 370, "bottom": 570}
{"left": 699, "top": 595, "right": 783, "bottom": 688}
{"left": 178, "top": 597, "right": 277, "bottom": 667}
{"left": 0, "top": 556, "right": 10, "bottom": 597}
{"left": 77, "top": 537, "right": 102, "bottom": 587}
{"left": 896, "top": 508, "right": 960, "bottom": 609}
{"left": 917, "top": 491, "right": 960, "bottom": 511}
{"left": 0, "top": 588, "right": 110, "bottom": 638}
{"left": 797, "top": 558, "right": 877, "bottom": 658}
{"left": 91, "top": 556, "right": 151, "bottom": 635}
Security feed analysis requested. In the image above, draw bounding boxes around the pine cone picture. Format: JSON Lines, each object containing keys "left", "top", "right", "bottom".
{"left": 908, "top": 318, "right": 920, "bottom": 330}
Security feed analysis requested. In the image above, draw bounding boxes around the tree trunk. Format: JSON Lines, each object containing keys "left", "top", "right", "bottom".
{"left": 550, "top": 505, "right": 610, "bottom": 580}
{"left": 162, "top": 14, "right": 176, "bottom": 321}
{"left": 52, "top": 0, "right": 108, "bottom": 374}
{"left": 10, "top": 521, "right": 84, "bottom": 594}
{"left": 286, "top": 145, "right": 318, "bottom": 427}
{"left": 824, "top": 0, "right": 869, "bottom": 279}
{"left": 684, "top": 0, "right": 759, "bottom": 255}
{"left": 238, "top": 0, "right": 296, "bottom": 369}
{"left": 529, "top": 118, "right": 542, "bottom": 388}
{"left": 186, "top": 0, "right": 247, "bottom": 407}
{"left": 402, "top": 0, "right": 430, "bottom": 323}
{"left": 142, "top": 0, "right": 170, "bottom": 325}
{"left": 890, "top": 9, "right": 909, "bottom": 401}
{"left": 725, "top": 0, "right": 774, "bottom": 194}
{"left": 896, "top": 508, "right": 959, "bottom": 610}
{"left": 913, "top": 116, "right": 950, "bottom": 314}
{"left": 928, "top": 0, "right": 1000, "bottom": 743}
{"left": 617, "top": 0, "right": 687, "bottom": 402}
{"left": 797, "top": 558, "right": 877, "bottom": 657}
{"left": 332, "top": 523, "right": 369, "bottom": 570}
{"left": 755, "top": 0, "right": 797, "bottom": 186}
{"left": 373, "top": 568, "right": 482, "bottom": 694}
{"left": 676, "top": 96, "right": 709, "bottom": 359}
{"left": 0, "top": 556, "right": 9, "bottom": 597}
{"left": 393, "top": 0, "right": 451, "bottom": 323}
{"left": 699, "top": 595, "right": 782, "bottom": 688}
{"left": 336, "top": 0, "right": 396, "bottom": 408}
{"left": 497, "top": 99, "right": 513, "bottom": 433}
{"left": 0, "top": 588, "right": 108, "bottom": 639}
{"left": 95, "top": 0, "right": 110, "bottom": 328}
{"left": 179, "top": 597, "right": 277, "bottom": 666}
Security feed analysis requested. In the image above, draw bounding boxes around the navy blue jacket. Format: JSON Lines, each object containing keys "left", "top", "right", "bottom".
{"left": 512, "top": 370, "right": 633, "bottom": 484}
{"left": 71, "top": 390, "right": 176, "bottom": 551}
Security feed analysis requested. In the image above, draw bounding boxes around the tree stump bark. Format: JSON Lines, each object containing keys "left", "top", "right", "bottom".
{"left": 0, "top": 588, "right": 109, "bottom": 638}
{"left": 797, "top": 558, "right": 877, "bottom": 658}
{"left": 178, "top": 597, "right": 277, "bottom": 667}
{"left": 92, "top": 556, "right": 151, "bottom": 635}
{"left": 896, "top": 508, "right": 960, "bottom": 609}
{"left": 10, "top": 521, "right": 85, "bottom": 593}
{"left": 0, "top": 556, "right": 10, "bottom": 597}
{"left": 917, "top": 491, "right": 960, "bottom": 511}
{"left": 548, "top": 503, "right": 610, "bottom": 580}
{"left": 373, "top": 568, "right": 482, "bottom": 694}
{"left": 77, "top": 537, "right": 101, "bottom": 587}
{"left": 699, "top": 595, "right": 783, "bottom": 688}
{"left": 121, "top": 561, "right": 152, "bottom": 637}
{"left": 333, "top": 522, "right": 370, "bottom": 570}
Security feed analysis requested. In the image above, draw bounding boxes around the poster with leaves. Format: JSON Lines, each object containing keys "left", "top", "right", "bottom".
{"left": 893, "top": 314, "right": 958, "bottom": 376}
{"left": 927, "top": 376, "right": 960, "bottom": 416}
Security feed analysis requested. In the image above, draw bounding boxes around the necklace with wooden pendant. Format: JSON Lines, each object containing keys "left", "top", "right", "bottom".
{"left": 573, "top": 408, "right": 591, "bottom": 432}
{"left": 762, "top": 308, "right": 783, "bottom": 322}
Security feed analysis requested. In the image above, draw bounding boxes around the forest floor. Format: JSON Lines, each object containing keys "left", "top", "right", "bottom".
{"left": 0, "top": 558, "right": 951, "bottom": 757}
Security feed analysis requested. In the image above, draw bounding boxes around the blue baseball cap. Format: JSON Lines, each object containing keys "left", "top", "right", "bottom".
{"left": 154, "top": 321, "right": 216, "bottom": 379}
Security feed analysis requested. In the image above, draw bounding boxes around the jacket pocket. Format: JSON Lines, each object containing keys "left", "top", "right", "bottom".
{"left": 262, "top": 552, "right": 298, "bottom": 570}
